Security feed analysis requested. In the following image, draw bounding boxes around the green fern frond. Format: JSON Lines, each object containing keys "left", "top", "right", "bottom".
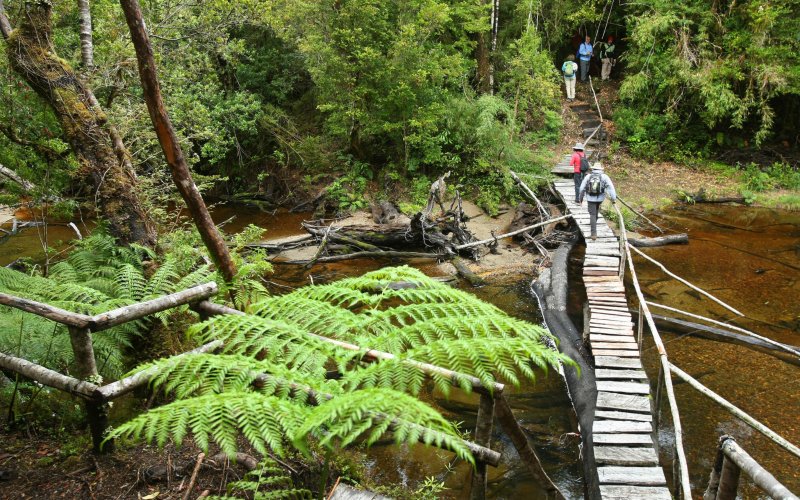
{"left": 292, "top": 388, "right": 473, "bottom": 464}
{"left": 147, "top": 258, "right": 181, "bottom": 296}
{"left": 208, "top": 457, "right": 312, "bottom": 500}
{"left": 188, "top": 315, "right": 336, "bottom": 377}
{"left": 114, "top": 264, "right": 148, "bottom": 301}
{"left": 249, "top": 296, "right": 361, "bottom": 339}
{"left": 107, "top": 392, "right": 309, "bottom": 457}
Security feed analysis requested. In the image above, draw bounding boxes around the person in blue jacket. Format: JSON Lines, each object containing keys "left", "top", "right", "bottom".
{"left": 578, "top": 35, "right": 593, "bottom": 82}
{"left": 578, "top": 162, "right": 617, "bottom": 240}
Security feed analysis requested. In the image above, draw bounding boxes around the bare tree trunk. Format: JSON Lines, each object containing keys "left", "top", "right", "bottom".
{"left": 119, "top": 0, "right": 237, "bottom": 285}
{"left": 1, "top": 2, "right": 156, "bottom": 246}
{"left": 77, "top": 0, "right": 94, "bottom": 69}
{"left": 0, "top": 164, "right": 36, "bottom": 191}
{"left": 489, "top": 0, "right": 499, "bottom": 94}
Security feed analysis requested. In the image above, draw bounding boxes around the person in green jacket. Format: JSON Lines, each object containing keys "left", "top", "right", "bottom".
{"left": 600, "top": 35, "right": 616, "bottom": 80}
{"left": 562, "top": 55, "right": 579, "bottom": 101}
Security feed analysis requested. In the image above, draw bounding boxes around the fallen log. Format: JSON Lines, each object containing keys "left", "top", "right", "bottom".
{"left": 631, "top": 311, "right": 800, "bottom": 367}
{"left": 0, "top": 164, "right": 35, "bottom": 191}
{"left": 371, "top": 200, "right": 403, "bottom": 225}
{"left": 452, "top": 256, "right": 486, "bottom": 287}
{"left": 629, "top": 233, "right": 688, "bottom": 247}
{"left": 280, "top": 250, "right": 443, "bottom": 265}
{"left": 455, "top": 215, "right": 572, "bottom": 250}
{"left": 531, "top": 243, "right": 600, "bottom": 499}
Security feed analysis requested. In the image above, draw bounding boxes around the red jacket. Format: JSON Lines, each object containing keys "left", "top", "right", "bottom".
{"left": 570, "top": 151, "right": 585, "bottom": 173}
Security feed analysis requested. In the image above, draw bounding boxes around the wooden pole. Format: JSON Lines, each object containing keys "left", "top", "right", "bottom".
{"left": 669, "top": 363, "right": 800, "bottom": 459}
{"left": 719, "top": 437, "right": 798, "bottom": 499}
{"left": 509, "top": 170, "right": 548, "bottom": 219}
{"left": 703, "top": 436, "right": 726, "bottom": 500}
{"left": 617, "top": 196, "right": 664, "bottom": 234}
{"left": 455, "top": 215, "right": 572, "bottom": 250}
{"left": 0, "top": 292, "right": 92, "bottom": 327}
{"left": 637, "top": 302, "right": 644, "bottom": 348}
{"left": 119, "top": 0, "right": 238, "bottom": 286}
{"left": 648, "top": 302, "right": 800, "bottom": 360}
{"left": 91, "top": 282, "right": 218, "bottom": 331}
{"left": 653, "top": 361, "right": 663, "bottom": 437}
{"left": 716, "top": 454, "right": 740, "bottom": 500}
{"left": 613, "top": 203, "right": 627, "bottom": 280}
{"left": 629, "top": 245, "right": 744, "bottom": 316}
{"left": 68, "top": 326, "right": 111, "bottom": 453}
{"left": 622, "top": 241, "right": 692, "bottom": 499}
{"left": 0, "top": 351, "right": 99, "bottom": 399}
{"left": 469, "top": 393, "right": 495, "bottom": 500}
{"left": 494, "top": 395, "right": 565, "bottom": 499}
{"left": 97, "top": 340, "right": 223, "bottom": 399}
{"left": 194, "top": 301, "right": 505, "bottom": 395}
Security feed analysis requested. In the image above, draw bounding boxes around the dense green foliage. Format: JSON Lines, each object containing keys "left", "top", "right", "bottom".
{"left": 0, "top": 0, "right": 566, "bottom": 215}
{"left": 110, "top": 266, "right": 571, "bottom": 469}
{"left": 618, "top": 0, "right": 800, "bottom": 156}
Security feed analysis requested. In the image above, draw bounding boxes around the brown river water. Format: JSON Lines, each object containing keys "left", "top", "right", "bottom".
{"left": 1, "top": 203, "right": 798, "bottom": 498}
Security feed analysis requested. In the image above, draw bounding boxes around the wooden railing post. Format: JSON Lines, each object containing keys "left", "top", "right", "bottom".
{"left": 68, "top": 326, "right": 112, "bottom": 453}
{"left": 637, "top": 302, "right": 644, "bottom": 348}
{"left": 470, "top": 393, "right": 496, "bottom": 500}
{"left": 652, "top": 362, "right": 664, "bottom": 437}
{"left": 716, "top": 453, "right": 741, "bottom": 500}
{"left": 703, "top": 436, "right": 727, "bottom": 499}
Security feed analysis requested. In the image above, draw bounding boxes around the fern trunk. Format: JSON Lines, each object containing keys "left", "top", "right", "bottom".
{"left": 1, "top": 2, "right": 156, "bottom": 246}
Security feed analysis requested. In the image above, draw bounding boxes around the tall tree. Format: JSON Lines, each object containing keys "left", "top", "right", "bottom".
{"left": 118, "top": 0, "right": 237, "bottom": 285}
{"left": 77, "top": 0, "right": 94, "bottom": 69}
{"left": 0, "top": 0, "right": 156, "bottom": 246}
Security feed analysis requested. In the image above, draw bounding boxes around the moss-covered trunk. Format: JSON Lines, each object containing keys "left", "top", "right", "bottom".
{"left": 4, "top": 2, "right": 155, "bottom": 246}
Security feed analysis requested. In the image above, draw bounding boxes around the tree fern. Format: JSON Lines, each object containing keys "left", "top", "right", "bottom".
{"left": 209, "top": 457, "right": 312, "bottom": 500}
{"left": 113, "top": 264, "right": 571, "bottom": 483}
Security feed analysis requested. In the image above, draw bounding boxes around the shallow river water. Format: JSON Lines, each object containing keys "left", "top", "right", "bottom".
{"left": 1, "top": 202, "right": 797, "bottom": 498}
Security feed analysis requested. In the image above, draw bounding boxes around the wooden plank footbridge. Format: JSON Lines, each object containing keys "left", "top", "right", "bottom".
{"left": 541, "top": 85, "right": 800, "bottom": 500}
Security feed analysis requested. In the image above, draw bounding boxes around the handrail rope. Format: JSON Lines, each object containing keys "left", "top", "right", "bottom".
{"left": 616, "top": 205, "right": 692, "bottom": 499}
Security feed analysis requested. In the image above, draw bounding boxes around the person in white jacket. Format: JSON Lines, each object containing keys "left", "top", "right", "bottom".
{"left": 578, "top": 162, "right": 617, "bottom": 240}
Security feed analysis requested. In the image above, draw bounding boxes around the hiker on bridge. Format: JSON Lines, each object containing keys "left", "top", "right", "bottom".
{"left": 578, "top": 35, "right": 593, "bottom": 81}
{"left": 600, "top": 35, "right": 616, "bottom": 80}
{"left": 570, "top": 142, "right": 588, "bottom": 202}
{"left": 578, "top": 162, "right": 617, "bottom": 241}
{"left": 562, "top": 55, "right": 579, "bottom": 101}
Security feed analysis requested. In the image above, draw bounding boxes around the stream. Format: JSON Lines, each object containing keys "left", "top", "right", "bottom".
{"left": 1, "top": 202, "right": 798, "bottom": 498}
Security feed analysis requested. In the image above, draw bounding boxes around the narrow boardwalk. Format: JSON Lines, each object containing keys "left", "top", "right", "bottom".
{"left": 552, "top": 180, "right": 670, "bottom": 499}
{"left": 550, "top": 100, "right": 670, "bottom": 498}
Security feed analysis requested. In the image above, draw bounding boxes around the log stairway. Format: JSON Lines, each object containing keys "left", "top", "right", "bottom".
{"left": 551, "top": 179, "right": 671, "bottom": 499}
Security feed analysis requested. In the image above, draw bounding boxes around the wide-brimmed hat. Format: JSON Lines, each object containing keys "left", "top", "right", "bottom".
{"left": 591, "top": 162, "right": 604, "bottom": 171}
{"left": 573, "top": 143, "right": 584, "bottom": 150}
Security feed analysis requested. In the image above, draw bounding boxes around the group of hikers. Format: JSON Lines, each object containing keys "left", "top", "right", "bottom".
{"left": 570, "top": 142, "right": 617, "bottom": 241}
{"left": 561, "top": 34, "right": 616, "bottom": 101}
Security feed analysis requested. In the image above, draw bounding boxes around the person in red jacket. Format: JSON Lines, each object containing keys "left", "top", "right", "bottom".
{"left": 570, "top": 142, "right": 586, "bottom": 202}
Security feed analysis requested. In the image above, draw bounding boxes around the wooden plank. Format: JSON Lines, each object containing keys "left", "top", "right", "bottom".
{"left": 593, "top": 420, "right": 653, "bottom": 434}
{"left": 599, "top": 485, "right": 671, "bottom": 499}
{"left": 592, "top": 341, "right": 639, "bottom": 351}
{"left": 597, "top": 466, "right": 667, "bottom": 486}
{"left": 584, "top": 276, "right": 621, "bottom": 282}
{"left": 591, "top": 312, "right": 633, "bottom": 321}
{"left": 595, "top": 447, "right": 659, "bottom": 466}
{"left": 584, "top": 269, "right": 619, "bottom": 276}
{"left": 595, "top": 357, "right": 643, "bottom": 370}
{"left": 596, "top": 381, "right": 651, "bottom": 395}
{"left": 596, "top": 391, "right": 650, "bottom": 413}
{"left": 595, "top": 410, "right": 652, "bottom": 422}
{"left": 591, "top": 306, "right": 631, "bottom": 314}
{"left": 595, "top": 369, "right": 648, "bottom": 380}
{"left": 594, "top": 433, "right": 654, "bottom": 446}
{"left": 590, "top": 334, "right": 635, "bottom": 343}
{"left": 592, "top": 349, "right": 641, "bottom": 357}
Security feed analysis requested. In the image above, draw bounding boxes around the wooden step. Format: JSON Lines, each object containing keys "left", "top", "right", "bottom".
{"left": 596, "top": 391, "right": 650, "bottom": 412}
{"left": 599, "top": 485, "right": 671, "bottom": 500}
{"left": 597, "top": 381, "right": 650, "bottom": 395}
{"left": 595, "top": 410, "right": 653, "bottom": 422}
{"left": 590, "top": 334, "right": 636, "bottom": 343}
{"left": 595, "top": 446, "right": 659, "bottom": 466}
{"left": 595, "top": 369, "right": 648, "bottom": 380}
{"left": 593, "top": 420, "right": 653, "bottom": 434}
{"left": 591, "top": 342, "right": 639, "bottom": 351}
{"left": 594, "top": 433, "right": 654, "bottom": 446}
{"left": 597, "top": 466, "right": 667, "bottom": 486}
{"left": 595, "top": 357, "right": 643, "bottom": 370}
{"left": 592, "top": 348, "right": 642, "bottom": 357}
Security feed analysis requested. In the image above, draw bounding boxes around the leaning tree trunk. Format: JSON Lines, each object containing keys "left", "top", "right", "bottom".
{"left": 77, "top": 0, "right": 94, "bottom": 69}
{"left": 0, "top": 1, "right": 155, "bottom": 246}
{"left": 119, "top": 0, "right": 237, "bottom": 285}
